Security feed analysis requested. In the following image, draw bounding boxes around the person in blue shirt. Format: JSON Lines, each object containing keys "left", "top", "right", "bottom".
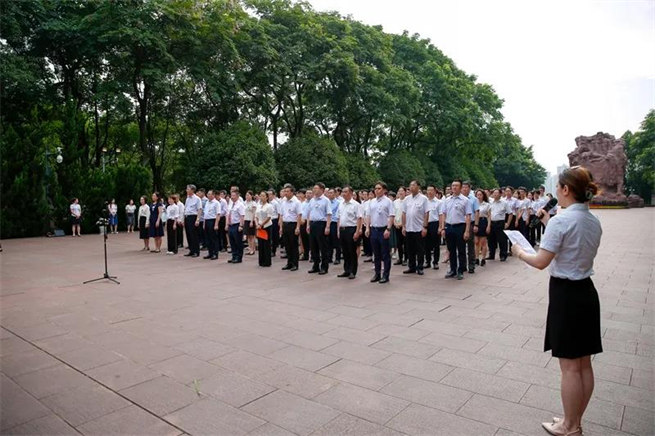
{"left": 306, "top": 182, "right": 332, "bottom": 274}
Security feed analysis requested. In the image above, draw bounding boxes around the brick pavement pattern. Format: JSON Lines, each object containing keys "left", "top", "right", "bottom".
{"left": 1, "top": 209, "right": 653, "bottom": 435}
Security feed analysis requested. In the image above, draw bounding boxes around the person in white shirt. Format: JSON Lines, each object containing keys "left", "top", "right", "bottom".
{"left": 425, "top": 185, "right": 442, "bottom": 270}
{"left": 137, "top": 196, "right": 150, "bottom": 250}
{"left": 366, "top": 182, "right": 395, "bottom": 284}
{"left": 108, "top": 199, "right": 118, "bottom": 234}
{"left": 402, "top": 180, "right": 429, "bottom": 275}
{"left": 125, "top": 199, "right": 136, "bottom": 233}
{"left": 203, "top": 190, "right": 220, "bottom": 260}
{"left": 255, "top": 191, "right": 275, "bottom": 267}
{"left": 297, "top": 189, "right": 310, "bottom": 261}
{"left": 488, "top": 188, "right": 513, "bottom": 261}
{"left": 268, "top": 189, "right": 281, "bottom": 257}
{"left": 226, "top": 189, "right": 246, "bottom": 263}
{"left": 336, "top": 186, "right": 362, "bottom": 279}
{"left": 512, "top": 166, "right": 602, "bottom": 436}
{"left": 306, "top": 183, "right": 332, "bottom": 274}
{"left": 175, "top": 195, "right": 185, "bottom": 249}
{"left": 165, "top": 196, "right": 179, "bottom": 254}
{"left": 244, "top": 191, "right": 257, "bottom": 256}
{"left": 359, "top": 190, "right": 373, "bottom": 261}
{"left": 514, "top": 187, "right": 529, "bottom": 240}
{"left": 183, "top": 184, "right": 202, "bottom": 257}
{"left": 439, "top": 179, "right": 472, "bottom": 280}
{"left": 218, "top": 190, "right": 229, "bottom": 252}
{"left": 393, "top": 187, "right": 406, "bottom": 266}
{"left": 474, "top": 189, "right": 492, "bottom": 266}
{"left": 70, "top": 198, "right": 82, "bottom": 237}
{"left": 279, "top": 184, "right": 302, "bottom": 271}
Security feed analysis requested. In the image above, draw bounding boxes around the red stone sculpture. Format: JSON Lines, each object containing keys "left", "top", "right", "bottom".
{"left": 568, "top": 132, "right": 628, "bottom": 206}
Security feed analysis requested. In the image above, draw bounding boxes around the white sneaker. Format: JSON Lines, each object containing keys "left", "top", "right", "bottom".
{"left": 166, "top": 251, "right": 173, "bottom": 255}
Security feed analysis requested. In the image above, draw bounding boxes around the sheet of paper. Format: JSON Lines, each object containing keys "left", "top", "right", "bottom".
{"left": 504, "top": 230, "right": 537, "bottom": 255}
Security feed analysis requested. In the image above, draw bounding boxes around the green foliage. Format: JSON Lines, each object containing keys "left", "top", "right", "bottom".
{"left": 624, "top": 110, "right": 655, "bottom": 204}
{"left": 185, "top": 122, "right": 278, "bottom": 192}
{"left": 276, "top": 134, "right": 349, "bottom": 189}
{"left": 344, "top": 153, "right": 380, "bottom": 189}
{"left": 1, "top": 0, "right": 548, "bottom": 237}
{"left": 378, "top": 151, "right": 426, "bottom": 190}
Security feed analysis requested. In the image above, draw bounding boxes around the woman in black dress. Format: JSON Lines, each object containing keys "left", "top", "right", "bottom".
{"left": 148, "top": 192, "right": 165, "bottom": 253}
{"left": 512, "top": 166, "right": 602, "bottom": 436}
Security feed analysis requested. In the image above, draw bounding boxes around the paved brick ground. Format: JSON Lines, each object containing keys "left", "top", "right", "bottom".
{"left": 1, "top": 208, "right": 653, "bottom": 435}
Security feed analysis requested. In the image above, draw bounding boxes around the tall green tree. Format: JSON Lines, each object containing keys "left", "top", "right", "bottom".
{"left": 623, "top": 110, "right": 655, "bottom": 204}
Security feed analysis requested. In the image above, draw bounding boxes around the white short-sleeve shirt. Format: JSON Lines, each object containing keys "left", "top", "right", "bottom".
{"left": 402, "top": 193, "right": 429, "bottom": 232}
{"left": 539, "top": 203, "right": 602, "bottom": 280}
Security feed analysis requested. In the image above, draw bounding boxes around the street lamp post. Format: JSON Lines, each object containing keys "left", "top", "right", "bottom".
{"left": 44, "top": 147, "right": 63, "bottom": 234}
{"left": 101, "top": 147, "right": 121, "bottom": 173}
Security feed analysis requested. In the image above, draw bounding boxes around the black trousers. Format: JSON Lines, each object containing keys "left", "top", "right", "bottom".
{"left": 339, "top": 227, "right": 358, "bottom": 276}
{"left": 371, "top": 227, "right": 391, "bottom": 279}
{"left": 309, "top": 221, "right": 329, "bottom": 272}
{"left": 329, "top": 221, "right": 341, "bottom": 262}
{"left": 218, "top": 216, "right": 227, "bottom": 250}
{"left": 445, "top": 223, "right": 466, "bottom": 274}
{"left": 198, "top": 221, "right": 206, "bottom": 247}
{"left": 518, "top": 217, "right": 528, "bottom": 240}
{"left": 299, "top": 222, "right": 309, "bottom": 260}
{"left": 184, "top": 215, "right": 199, "bottom": 255}
{"left": 176, "top": 222, "right": 184, "bottom": 248}
{"left": 204, "top": 219, "right": 218, "bottom": 256}
{"left": 228, "top": 224, "right": 243, "bottom": 261}
{"left": 405, "top": 231, "right": 425, "bottom": 272}
{"left": 282, "top": 221, "right": 299, "bottom": 268}
{"left": 362, "top": 225, "right": 372, "bottom": 256}
{"left": 505, "top": 214, "right": 515, "bottom": 252}
{"left": 488, "top": 220, "right": 508, "bottom": 259}
{"left": 466, "top": 225, "right": 475, "bottom": 270}
{"left": 166, "top": 220, "right": 177, "bottom": 253}
{"left": 271, "top": 218, "right": 280, "bottom": 255}
{"left": 258, "top": 228, "right": 272, "bottom": 266}
{"left": 425, "top": 221, "right": 440, "bottom": 266}
{"left": 394, "top": 226, "right": 405, "bottom": 262}
{"left": 528, "top": 215, "right": 537, "bottom": 246}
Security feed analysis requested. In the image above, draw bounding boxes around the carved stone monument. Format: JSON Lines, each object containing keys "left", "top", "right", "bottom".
{"left": 568, "top": 132, "right": 629, "bottom": 206}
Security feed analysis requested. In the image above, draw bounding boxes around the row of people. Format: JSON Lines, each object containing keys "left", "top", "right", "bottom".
{"left": 132, "top": 179, "right": 556, "bottom": 282}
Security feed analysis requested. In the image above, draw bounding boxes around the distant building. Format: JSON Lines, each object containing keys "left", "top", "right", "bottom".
{"left": 544, "top": 164, "right": 568, "bottom": 197}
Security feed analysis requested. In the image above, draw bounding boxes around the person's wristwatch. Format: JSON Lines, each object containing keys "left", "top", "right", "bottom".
{"left": 386, "top": 227, "right": 391, "bottom": 231}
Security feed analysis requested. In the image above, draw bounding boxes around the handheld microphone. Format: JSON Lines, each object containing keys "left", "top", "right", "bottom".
{"left": 529, "top": 198, "right": 557, "bottom": 228}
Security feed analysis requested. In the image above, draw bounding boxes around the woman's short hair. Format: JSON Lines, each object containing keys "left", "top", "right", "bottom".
{"left": 558, "top": 166, "right": 599, "bottom": 203}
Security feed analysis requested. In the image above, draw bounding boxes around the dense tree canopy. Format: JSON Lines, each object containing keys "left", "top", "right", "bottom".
{"left": 623, "top": 110, "right": 655, "bottom": 204}
{"left": 1, "top": 0, "right": 547, "bottom": 237}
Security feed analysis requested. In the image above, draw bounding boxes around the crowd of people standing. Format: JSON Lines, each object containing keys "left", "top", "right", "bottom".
{"left": 79, "top": 179, "right": 557, "bottom": 282}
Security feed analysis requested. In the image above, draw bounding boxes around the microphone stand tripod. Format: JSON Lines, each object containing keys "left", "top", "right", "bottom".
{"left": 84, "top": 220, "right": 120, "bottom": 285}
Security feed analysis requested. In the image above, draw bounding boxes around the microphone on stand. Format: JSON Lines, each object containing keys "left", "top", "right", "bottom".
{"left": 529, "top": 198, "right": 558, "bottom": 228}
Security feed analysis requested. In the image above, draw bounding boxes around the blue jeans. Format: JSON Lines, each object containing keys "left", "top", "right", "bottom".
{"left": 371, "top": 227, "right": 391, "bottom": 279}
{"left": 228, "top": 224, "right": 243, "bottom": 261}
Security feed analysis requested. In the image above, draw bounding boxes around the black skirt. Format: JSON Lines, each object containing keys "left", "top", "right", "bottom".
{"left": 244, "top": 220, "right": 255, "bottom": 236}
{"left": 475, "top": 217, "right": 489, "bottom": 237}
{"left": 139, "top": 216, "right": 149, "bottom": 240}
{"left": 545, "top": 276, "right": 603, "bottom": 359}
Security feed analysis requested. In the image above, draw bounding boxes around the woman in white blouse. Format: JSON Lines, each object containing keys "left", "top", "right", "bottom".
{"left": 244, "top": 190, "right": 257, "bottom": 256}
{"left": 512, "top": 166, "right": 602, "bottom": 436}
{"left": 474, "top": 189, "right": 492, "bottom": 266}
{"left": 108, "top": 199, "right": 118, "bottom": 234}
{"left": 125, "top": 199, "right": 137, "bottom": 233}
{"left": 254, "top": 191, "right": 275, "bottom": 267}
{"left": 137, "top": 196, "right": 150, "bottom": 251}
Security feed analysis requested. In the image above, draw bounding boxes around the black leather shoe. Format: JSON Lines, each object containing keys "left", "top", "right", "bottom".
{"left": 445, "top": 271, "right": 457, "bottom": 278}
{"left": 190, "top": 253, "right": 199, "bottom": 258}
{"left": 281, "top": 265, "right": 292, "bottom": 270}
{"left": 468, "top": 268, "right": 475, "bottom": 274}
{"left": 393, "top": 260, "right": 402, "bottom": 265}
{"left": 184, "top": 253, "right": 193, "bottom": 257}
{"left": 210, "top": 256, "right": 218, "bottom": 260}
{"left": 227, "top": 259, "right": 234, "bottom": 263}
{"left": 203, "top": 255, "right": 212, "bottom": 259}
{"left": 363, "top": 258, "right": 373, "bottom": 263}
{"left": 432, "top": 264, "right": 439, "bottom": 270}
{"left": 370, "top": 275, "right": 381, "bottom": 283}
{"left": 281, "top": 255, "right": 288, "bottom": 259}
{"left": 318, "top": 270, "right": 328, "bottom": 275}
{"left": 290, "top": 266, "right": 298, "bottom": 271}
{"left": 337, "top": 272, "right": 349, "bottom": 278}
{"left": 486, "top": 256, "right": 495, "bottom": 260}
{"left": 403, "top": 269, "right": 416, "bottom": 274}
{"left": 233, "top": 259, "right": 242, "bottom": 263}
{"left": 379, "top": 277, "right": 389, "bottom": 284}
{"left": 457, "top": 273, "right": 464, "bottom": 280}
{"left": 417, "top": 270, "right": 424, "bottom": 276}
{"left": 308, "top": 269, "right": 319, "bottom": 274}
{"left": 500, "top": 257, "right": 507, "bottom": 262}
{"left": 348, "top": 273, "right": 356, "bottom": 279}
{"left": 334, "top": 260, "right": 340, "bottom": 265}
{"left": 475, "top": 259, "right": 480, "bottom": 265}
{"left": 481, "top": 259, "right": 486, "bottom": 267}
